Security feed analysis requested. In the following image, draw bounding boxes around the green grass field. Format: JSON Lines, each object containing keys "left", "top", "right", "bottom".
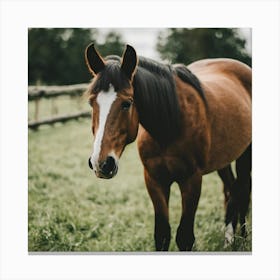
{"left": 28, "top": 117, "right": 251, "bottom": 252}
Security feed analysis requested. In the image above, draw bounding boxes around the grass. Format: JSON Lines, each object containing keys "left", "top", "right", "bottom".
{"left": 28, "top": 119, "right": 251, "bottom": 252}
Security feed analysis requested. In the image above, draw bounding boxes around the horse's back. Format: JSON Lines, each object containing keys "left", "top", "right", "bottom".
{"left": 189, "top": 58, "right": 252, "bottom": 173}
{"left": 188, "top": 58, "right": 251, "bottom": 97}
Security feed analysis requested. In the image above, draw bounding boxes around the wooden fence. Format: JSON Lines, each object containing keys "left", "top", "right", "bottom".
{"left": 28, "top": 83, "right": 90, "bottom": 129}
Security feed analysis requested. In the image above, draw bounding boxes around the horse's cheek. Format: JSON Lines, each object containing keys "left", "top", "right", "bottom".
{"left": 127, "top": 108, "right": 139, "bottom": 143}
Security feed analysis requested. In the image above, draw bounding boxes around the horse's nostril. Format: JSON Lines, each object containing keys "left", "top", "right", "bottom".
{"left": 88, "top": 158, "right": 93, "bottom": 170}
{"left": 99, "top": 156, "right": 116, "bottom": 175}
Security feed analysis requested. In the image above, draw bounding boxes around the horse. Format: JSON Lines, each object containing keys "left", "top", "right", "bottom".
{"left": 85, "top": 43, "right": 252, "bottom": 251}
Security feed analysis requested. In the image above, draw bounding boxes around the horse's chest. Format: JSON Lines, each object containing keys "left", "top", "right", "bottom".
{"left": 138, "top": 130, "right": 199, "bottom": 182}
{"left": 166, "top": 156, "right": 197, "bottom": 181}
{"left": 144, "top": 155, "right": 196, "bottom": 183}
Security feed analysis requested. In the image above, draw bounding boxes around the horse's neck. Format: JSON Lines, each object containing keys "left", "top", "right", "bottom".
{"left": 174, "top": 76, "right": 209, "bottom": 133}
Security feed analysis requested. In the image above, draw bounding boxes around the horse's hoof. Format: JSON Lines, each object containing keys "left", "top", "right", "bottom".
{"left": 224, "top": 222, "right": 234, "bottom": 247}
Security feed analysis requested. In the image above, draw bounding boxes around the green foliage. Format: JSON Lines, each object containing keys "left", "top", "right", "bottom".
{"left": 157, "top": 28, "right": 251, "bottom": 66}
{"left": 28, "top": 28, "right": 125, "bottom": 85}
{"left": 97, "top": 32, "right": 125, "bottom": 57}
{"left": 28, "top": 112, "right": 251, "bottom": 252}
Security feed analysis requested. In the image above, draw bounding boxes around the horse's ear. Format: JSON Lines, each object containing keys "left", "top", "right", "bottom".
{"left": 121, "top": 45, "right": 138, "bottom": 81}
{"left": 85, "top": 43, "right": 105, "bottom": 76}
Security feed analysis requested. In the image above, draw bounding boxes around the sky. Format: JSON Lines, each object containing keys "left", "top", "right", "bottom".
{"left": 97, "top": 28, "right": 162, "bottom": 59}
{"left": 96, "top": 28, "right": 252, "bottom": 60}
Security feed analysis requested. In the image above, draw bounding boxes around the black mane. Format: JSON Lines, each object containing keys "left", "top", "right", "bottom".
{"left": 92, "top": 55, "right": 206, "bottom": 145}
{"left": 133, "top": 57, "right": 179, "bottom": 145}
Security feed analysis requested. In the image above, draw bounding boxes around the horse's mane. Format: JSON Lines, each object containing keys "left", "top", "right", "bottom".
{"left": 133, "top": 57, "right": 179, "bottom": 145}
{"left": 92, "top": 55, "right": 206, "bottom": 145}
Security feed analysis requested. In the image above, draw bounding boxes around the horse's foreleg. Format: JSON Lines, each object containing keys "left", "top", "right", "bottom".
{"left": 144, "top": 169, "right": 171, "bottom": 251}
{"left": 176, "top": 171, "right": 202, "bottom": 251}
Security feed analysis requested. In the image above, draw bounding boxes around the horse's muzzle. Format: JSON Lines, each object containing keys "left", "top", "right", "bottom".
{"left": 88, "top": 156, "right": 118, "bottom": 179}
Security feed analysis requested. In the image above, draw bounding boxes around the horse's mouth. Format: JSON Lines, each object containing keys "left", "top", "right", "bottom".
{"left": 95, "top": 165, "right": 118, "bottom": 179}
{"left": 89, "top": 156, "right": 119, "bottom": 179}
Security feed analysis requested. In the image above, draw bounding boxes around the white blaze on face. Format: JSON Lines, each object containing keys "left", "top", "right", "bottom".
{"left": 90, "top": 86, "right": 117, "bottom": 170}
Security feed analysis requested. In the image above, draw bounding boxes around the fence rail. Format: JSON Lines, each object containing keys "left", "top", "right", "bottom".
{"left": 28, "top": 83, "right": 90, "bottom": 129}
{"left": 28, "top": 111, "right": 91, "bottom": 129}
{"left": 28, "top": 83, "right": 88, "bottom": 101}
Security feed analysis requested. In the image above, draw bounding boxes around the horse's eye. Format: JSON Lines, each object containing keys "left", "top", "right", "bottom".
{"left": 121, "top": 100, "right": 132, "bottom": 110}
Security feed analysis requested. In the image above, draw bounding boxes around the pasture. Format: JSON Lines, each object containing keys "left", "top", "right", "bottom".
{"left": 28, "top": 115, "right": 251, "bottom": 252}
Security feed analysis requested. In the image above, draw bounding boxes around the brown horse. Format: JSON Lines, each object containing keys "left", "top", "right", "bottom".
{"left": 85, "top": 44, "right": 252, "bottom": 251}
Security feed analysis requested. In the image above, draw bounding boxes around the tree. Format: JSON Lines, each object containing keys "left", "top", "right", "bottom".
{"left": 157, "top": 28, "right": 251, "bottom": 66}
{"left": 28, "top": 28, "right": 125, "bottom": 85}
{"left": 97, "top": 32, "right": 125, "bottom": 57}
{"left": 28, "top": 28, "right": 69, "bottom": 85}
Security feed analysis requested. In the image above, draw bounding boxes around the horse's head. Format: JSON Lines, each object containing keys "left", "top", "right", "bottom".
{"left": 85, "top": 44, "right": 139, "bottom": 179}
